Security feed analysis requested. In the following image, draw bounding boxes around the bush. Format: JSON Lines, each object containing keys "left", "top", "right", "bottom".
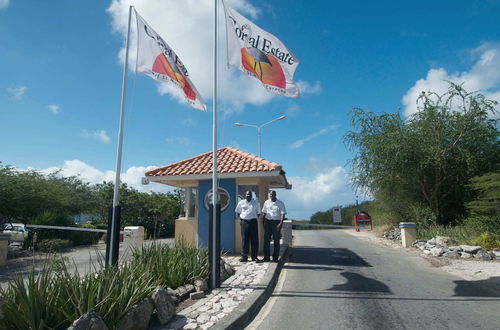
{"left": 470, "top": 233, "right": 500, "bottom": 250}
{"left": 130, "top": 243, "right": 208, "bottom": 289}
{"left": 38, "top": 239, "right": 71, "bottom": 252}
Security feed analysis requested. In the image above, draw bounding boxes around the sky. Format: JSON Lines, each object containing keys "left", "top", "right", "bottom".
{"left": 1, "top": 0, "right": 500, "bottom": 219}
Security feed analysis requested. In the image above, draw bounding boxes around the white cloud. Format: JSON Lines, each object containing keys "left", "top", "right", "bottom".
{"left": 403, "top": 43, "right": 500, "bottom": 117}
{"left": 279, "top": 165, "right": 355, "bottom": 219}
{"left": 165, "top": 137, "right": 190, "bottom": 146}
{"left": 35, "top": 159, "right": 169, "bottom": 193}
{"left": 0, "top": 0, "right": 9, "bottom": 10}
{"left": 285, "top": 103, "right": 300, "bottom": 117}
{"left": 297, "top": 80, "right": 322, "bottom": 94}
{"left": 7, "top": 85, "right": 27, "bottom": 99}
{"left": 81, "top": 129, "right": 111, "bottom": 143}
{"left": 47, "top": 104, "right": 60, "bottom": 114}
{"left": 288, "top": 125, "right": 336, "bottom": 149}
{"left": 107, "top": 0, "right": 312, "bottom": 110}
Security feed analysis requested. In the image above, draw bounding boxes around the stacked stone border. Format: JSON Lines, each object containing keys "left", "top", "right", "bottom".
{"left": 382, "top": 228, "right": 500, "bottom": 261}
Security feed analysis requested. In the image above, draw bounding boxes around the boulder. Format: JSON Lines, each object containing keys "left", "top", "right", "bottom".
{"left": 460, "top": 245, "right": 482, "bottom": 254}
{"left": 430, "top": 247, "right": 445, "bottom": 257}
{"left": 67, "top": 312, "right": 108, "bottom": 330}
{"left": 434, "top": 236, "right": 458, "bottom": 247}
{"left": 194, "top": 277, "right": 208, "bottom": 292}
{"left": 116, "top": 298, "right": 154, "bottom": 330}
{"left": 443, "top": 250, "right": 460, "bottom": 258}
{"left": 460, "top": 252, "right": 473, "bottom": 259}
{"left": 447, "top": 246, "right": 463, "bottom": 252}
{"left": 492, "top": 251, "right": 500, "bottom": 260}
{"left": 475, "top": 250, "right": 493, "bottom": 261}
{"left": 151, "top": 287, "right": 175, "bottom": 325}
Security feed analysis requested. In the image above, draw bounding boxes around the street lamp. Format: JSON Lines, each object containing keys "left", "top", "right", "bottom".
{"left": 234, "top": 115, "right": 286, "bottom": 157}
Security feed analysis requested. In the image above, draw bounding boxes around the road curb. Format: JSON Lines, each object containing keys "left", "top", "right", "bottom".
{"left": 212, "top": 246, "right": 290, "bottom": 330}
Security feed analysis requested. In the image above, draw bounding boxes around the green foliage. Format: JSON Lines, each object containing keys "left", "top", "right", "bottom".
{"left": 130, "top": 243, "right": 209, "bottom": 289}
{"left": 0, "top": 243, "right": 208, "bottom": 329}
{"left": 344, "top": 83, "right": 500, "bottom": 225}
{"left": 470, "top": 233, "right": 500, "bottom": 250}
{"left": 466, "top": 170, "right": 500, "bottom": 216}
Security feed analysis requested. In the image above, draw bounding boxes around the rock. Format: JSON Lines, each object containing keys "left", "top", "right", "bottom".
{"left": 116, "top": 298, "right": 154, "bottom": 330}
{"left": 434, "top": 236, "right": 458, "bottom": 247}
{"left": 184, "top": 323, "right": 198, "bottom": 330}
{"left": 197, "top": 312, "right": 210, "bottom": 324}
{"left": 424, "top": 242, "right": 436, "bottom": 249}
{"left": 194, "top": 277, "right": 208, "bottom": 292}
{"left": 224, "top": 262, "right": 235, "bottom": 276}
{"left": 190, "top": 291, "right": 206, "bottom": 300}
{"left": 447, "top": 246, "right": 462, "bottom": 252}
{"left": 201, "top": 321, "right": 215, "bottom": 329}
{"left": 475, "top": 250, "right": 493, "bottom": 261}
{"left": 460, "top": 252, "right": 473, "bottom": 259}
{"left": 427, "top": 237, "right": 436, "bottom": 244}
{"left": 460, "top": 245, "right": 482, "bottom": 254}
{"left": 423, "top": 249, "right": 431, "bottom": 255}
{"left": 492, "top": 251, "right": 500, "bottom": 259}
{"left": 151, "top": 287, "right": 175, "bottom": 325}
{"left": 443, "top": 250, "right": 460, "bottom": 258}
{"left": 430, "top": 247, "right": 445, "bottom": 257}
{"left": 221, "top": 299, "right": 238, "bottom": 310}
{"left": 67, "top": 312, "right": 108, "bottom": 330}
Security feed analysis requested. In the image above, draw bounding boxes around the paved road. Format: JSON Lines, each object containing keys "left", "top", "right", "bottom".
{"left": 247, "top": 230, "right": 500, "bottom": 330}
{"left": 0, "top": 238, "right": 173, "bottom": 288}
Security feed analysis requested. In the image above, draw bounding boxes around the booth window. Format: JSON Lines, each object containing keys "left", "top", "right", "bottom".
{"left": 237, "top": 185, "right": 260, "bottom": 204}
{"left": 180, "top": 187, "right": 198, "bottom": 219}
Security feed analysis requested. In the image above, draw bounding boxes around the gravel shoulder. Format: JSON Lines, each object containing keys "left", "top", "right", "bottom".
{"left": 339, "top": 228, "right": 500, "bottom": 293}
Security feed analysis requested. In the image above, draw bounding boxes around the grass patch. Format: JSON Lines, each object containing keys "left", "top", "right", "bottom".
{"left": 0, "top": 243, "right": 209, "bottom": 329}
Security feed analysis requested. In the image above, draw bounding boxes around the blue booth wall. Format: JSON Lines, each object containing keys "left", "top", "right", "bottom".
{"left": 197, "top": 178, "right": 236, "bottom": 252}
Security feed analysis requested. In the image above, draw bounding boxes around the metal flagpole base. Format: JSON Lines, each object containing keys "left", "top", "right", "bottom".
{"left": 208, "top": 203, "right": 221, "bottom": 289}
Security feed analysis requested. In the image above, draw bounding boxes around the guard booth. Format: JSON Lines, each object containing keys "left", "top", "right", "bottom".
{"left": 144, "top": 147, "right": 291, "bottom": 253}
{"left": 354, "top": 211, "right": 372, "bottom": 232}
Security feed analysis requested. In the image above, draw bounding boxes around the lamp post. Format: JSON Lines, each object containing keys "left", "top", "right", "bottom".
{"left": 234, "top": 115, "right": 286, "bottom": 157}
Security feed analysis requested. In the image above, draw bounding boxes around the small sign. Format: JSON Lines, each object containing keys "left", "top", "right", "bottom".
{"left": 333, "top": 207, "right": 342, "bottom": 224}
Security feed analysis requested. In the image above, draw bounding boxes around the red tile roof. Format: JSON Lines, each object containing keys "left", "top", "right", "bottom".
{"left": 146, "top": 147, "right": 283, "bottom": 177}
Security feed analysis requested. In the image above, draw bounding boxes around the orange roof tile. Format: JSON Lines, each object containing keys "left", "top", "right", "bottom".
{"left": 146, "top": 147, "right": 283, "bottom": 177}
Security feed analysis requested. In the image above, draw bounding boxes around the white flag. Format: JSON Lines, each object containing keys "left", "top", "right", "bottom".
{"left": 135, "top": 9, "right": 206, "bottom": 111}
{"left": 222, "top": 1, "right": 300, "bottom": 98}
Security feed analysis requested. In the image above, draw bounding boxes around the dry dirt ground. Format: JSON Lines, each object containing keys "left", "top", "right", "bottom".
{"left": 339, "top": 228, "right": 500, "bottom": 293}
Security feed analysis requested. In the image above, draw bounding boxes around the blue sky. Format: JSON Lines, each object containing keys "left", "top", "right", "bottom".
{"left": 1, "top": 0, "right": 499, "bottom": 219}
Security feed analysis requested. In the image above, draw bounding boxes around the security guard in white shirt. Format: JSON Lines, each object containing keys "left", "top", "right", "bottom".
{"left": 235, "top": 191, "right": 261, "bottom": 262}
{"left": 261, "top": 190, "right": 287, "bottom": 262}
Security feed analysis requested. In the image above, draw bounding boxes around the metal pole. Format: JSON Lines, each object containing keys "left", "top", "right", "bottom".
{"left": 257, "top": 127, "right": 261, "bottom": 157}
{"left": 211, "top": 0, "right": 220, "bottom": 289}
{"left": 109, "top": 5, "right": 133, "bottom": 267}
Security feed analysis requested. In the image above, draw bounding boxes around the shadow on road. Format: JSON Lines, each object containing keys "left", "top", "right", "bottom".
{"left": 328, "top": 271, "right": 392, "bottom": 294}
{"left": 290, "top": 246, "right": 372, "bottom": 267}
{"left": 453, "top": 277, "right": 500, "bottom": 297}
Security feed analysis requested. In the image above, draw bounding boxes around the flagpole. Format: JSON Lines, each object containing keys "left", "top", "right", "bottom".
{"left": 211, "top": 0, "right": 220, "bottom": 289}
{"left": 109, "top": 5, "right": 133, "bottom": 267}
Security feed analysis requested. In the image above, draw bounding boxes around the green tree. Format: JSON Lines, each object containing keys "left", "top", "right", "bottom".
{"left": 344, "top": 83, "right": 499, "bottom": 225}
{"left": 466, "top": 170, "right": 500, "bottom": 217}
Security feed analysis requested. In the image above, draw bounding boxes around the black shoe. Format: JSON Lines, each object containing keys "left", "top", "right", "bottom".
{"left": 272, "top": 258, "right": 279, "bottom": 262}
{"left": 239, "top": 257, "right": 248, "bottom": 262}
{"left": 252, "top": 258, "right": 263, "bottom": 263}
{"left": 262, "top": 258, "right": 271, "bottom": 262}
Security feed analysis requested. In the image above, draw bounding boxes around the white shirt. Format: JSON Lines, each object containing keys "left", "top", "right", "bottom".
{"left": 262, "top": 199, "right": 286, "bottom": 220}
{"left": 235, "top": 199, "right": 260, "bottom": 219}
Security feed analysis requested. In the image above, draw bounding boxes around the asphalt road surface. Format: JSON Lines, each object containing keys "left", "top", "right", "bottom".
{"left": 247, "top": 230, "right": 500, "bottom": 330}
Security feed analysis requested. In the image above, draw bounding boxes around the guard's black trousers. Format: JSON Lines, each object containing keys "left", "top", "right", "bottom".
{"left": 240, "top": 218, "right": 258, "bottom": 260}
{"left": 264, "top": 220, "right": 281, "bottom": 261}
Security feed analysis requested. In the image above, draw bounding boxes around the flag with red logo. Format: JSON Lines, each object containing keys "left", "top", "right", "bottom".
{"left": 222, "top": 1, "right": 300, "bottom": 98}
{"left": 135, "top": 10, "right": 206, "bottom": 111}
